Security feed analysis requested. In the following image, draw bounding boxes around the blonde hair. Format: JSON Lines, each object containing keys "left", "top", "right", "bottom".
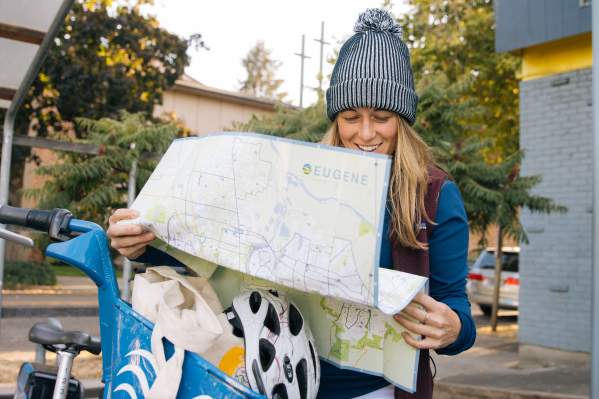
{"left": 321, "top": 115, "right": 433, "bottom": 250}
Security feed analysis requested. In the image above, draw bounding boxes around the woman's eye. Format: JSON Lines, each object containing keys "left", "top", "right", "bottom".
{"left": 343, "top": 115, "right": 359, "bottom": 122}
{"left": 374, "top": 116, "right": 390, "bottom": 122}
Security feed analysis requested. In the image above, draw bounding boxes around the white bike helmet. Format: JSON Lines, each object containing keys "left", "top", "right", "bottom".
{"left": 225, "top": 289, "right": 320, "bottom": 399}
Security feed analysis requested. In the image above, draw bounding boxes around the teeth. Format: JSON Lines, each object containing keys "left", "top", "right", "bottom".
{"left": 357, "top": 144, "right": 381, "bottom": 152}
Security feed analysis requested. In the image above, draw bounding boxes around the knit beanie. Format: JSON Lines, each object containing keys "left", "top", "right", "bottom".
{"left": 325, "top": 9, "right": 418, "bottom": 125}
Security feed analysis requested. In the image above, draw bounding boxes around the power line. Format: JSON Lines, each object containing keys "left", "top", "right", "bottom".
{"left": 314, "top": 21, "right": 330, "bottom": 93}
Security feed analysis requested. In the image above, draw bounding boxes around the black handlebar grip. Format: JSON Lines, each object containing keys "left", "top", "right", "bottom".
{"left": 26, "top": 209, "right": 55, "bottom": 232}
{"left": 0, "top": 205, "right": 45, "bottom": 227}
{"left": 0, "top": 205, "right": 73, "bottom": 241}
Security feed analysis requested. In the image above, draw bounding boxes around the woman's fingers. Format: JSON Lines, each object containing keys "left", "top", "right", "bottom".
{"left": 401, "top": 332, "right": 440, "bottom": 350}
{"left": 394, "top": 314, "right": 442, "bottom": 339}
{"left": 397, "top": 310, "right": 445, "bottom": 350}
{"left": 108, "top": 208, "right": 139, "bottom": 226}
{"left": 110, "top": 231, "right": 155, "bottom": 250}
{"left": 410, "top": 292, "right": 439, "bottom": 310}
{"left": 107, "top": 222, "right": 146, "bottom": 239}
{"left": 107, "top": 208, "right": 154, "bottom": 258}
{"left": 401, "top": 303, "right": 429, "bottom": 323}
{"left": 120, "top": 241, "right": 150, "bottom": 259}
{"left": 393, "top": 293, "right": 462, "bottom": 350}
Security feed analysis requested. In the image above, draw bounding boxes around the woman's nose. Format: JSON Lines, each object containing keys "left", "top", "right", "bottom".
{"left": 358, "top": 120, "right": 376, "bottom": 141}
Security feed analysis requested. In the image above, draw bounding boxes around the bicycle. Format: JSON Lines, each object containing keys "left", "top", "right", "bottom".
{"left": 0, "top": 205, "right": 262, "bottom": 399}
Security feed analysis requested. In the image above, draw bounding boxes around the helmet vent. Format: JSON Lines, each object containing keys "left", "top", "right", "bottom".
{"left": 308, "top": 341, "right": 317, "bottom": 382}
{"left": 259, "top": 338, "right": 276, "bottom": 372}
{"left": 272, "top": 383, "right": 289, "bottom": 399}
{"left": 288, "top": 304, "right": 304, "bottom": 336}
{"left": 249, "top": 291, "right": 262, "bottom": 313}
{"left": 295, "top": 359, "right": 308, "bottom": 399}
{"left": 252, "top": 359, "right": 266, "bottom": 394}
{"left": 264, "top": 303, "right": 281, "bottom": 335}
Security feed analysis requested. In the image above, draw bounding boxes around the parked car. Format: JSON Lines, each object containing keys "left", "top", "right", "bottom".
{"left": 467, "top": 247, "right": 519, "bottom": 316}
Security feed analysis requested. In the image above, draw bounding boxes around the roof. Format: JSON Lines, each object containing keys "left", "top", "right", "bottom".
{"left": 495, "top": 0, "right": 591, "bottom": 53}
{"left": 171, "top": 74, "right": 297, "bottom": 112}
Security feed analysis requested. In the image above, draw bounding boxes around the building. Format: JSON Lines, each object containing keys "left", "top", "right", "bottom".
{"left": 495, "top": 0, "right": 592, "bottom": 358}
{"left": 155, "top": 74, "right": 282, "bottom": 135}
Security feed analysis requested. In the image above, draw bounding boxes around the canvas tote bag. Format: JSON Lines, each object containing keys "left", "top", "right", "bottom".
{"left": 131, "top": 266, "right": 232, "bottom": 398}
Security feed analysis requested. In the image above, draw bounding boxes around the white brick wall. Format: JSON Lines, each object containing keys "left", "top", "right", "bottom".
{"left": 519, "top": 68, "right": 592, "bottom": 352}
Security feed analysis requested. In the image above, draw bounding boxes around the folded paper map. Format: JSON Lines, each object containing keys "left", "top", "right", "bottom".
{"left": 129, "top": 133, "right": 428, "bottom": 392}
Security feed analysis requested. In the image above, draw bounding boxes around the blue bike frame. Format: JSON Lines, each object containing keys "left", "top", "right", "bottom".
{"left": 46, "top": 219, "right": 262, "bottom": 399}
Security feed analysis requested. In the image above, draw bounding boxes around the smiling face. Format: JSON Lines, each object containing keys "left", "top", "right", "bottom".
{"left": 337, "top": 108, "right": 399, "bottom": 155}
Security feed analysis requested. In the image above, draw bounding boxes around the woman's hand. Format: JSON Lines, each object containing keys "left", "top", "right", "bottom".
{"left": 393, "top": 292, "right": 461, "bottom": 350}
{"left": 107, "top": 209, "right": 155, "bottom": 259}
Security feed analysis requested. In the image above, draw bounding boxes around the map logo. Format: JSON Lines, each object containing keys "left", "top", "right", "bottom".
{"left": 301, "top": 162, "right": 369, "bottom": 186}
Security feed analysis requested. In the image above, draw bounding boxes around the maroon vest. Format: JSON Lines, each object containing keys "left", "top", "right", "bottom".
{"left": 391, "top": 166, "right": 447, "bottom": 399}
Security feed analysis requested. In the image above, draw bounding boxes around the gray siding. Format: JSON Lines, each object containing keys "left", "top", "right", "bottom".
{"left": 495, "top": 0, "right": 591, "bottom": 52}
{"left": 519, "top": 68, "right": 592, "bottom": 352}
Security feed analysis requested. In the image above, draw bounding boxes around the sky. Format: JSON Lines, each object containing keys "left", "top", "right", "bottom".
{"left": 147, "top": 0, "right": 409, "bottom": 107}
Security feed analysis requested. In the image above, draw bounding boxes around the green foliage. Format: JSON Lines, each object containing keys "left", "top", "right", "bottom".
{"left": 22, "top": 0, "right": 198, "bottom": 139}
{"left": 6, "top": 0, "right": 199, "bottom": 205}
{"left": 392, "top": 0, "right": 564, "bottom": 246}
{"left": 399, "top": 0, "right": 521, "bottom": 158}
{"left": 22, "top": 112, "right": 177, "bottom": 226}
{"left": 51, "top": 264, "right": 86, "bottom": 277}
{"left": 240, "top": 41, "right": 286, "bottom": 101}
{"left": 4, "top": 261, "right": 57, "bottom": 288}
{"left": 231, "top": 96, "right": 330, "bottom": 143}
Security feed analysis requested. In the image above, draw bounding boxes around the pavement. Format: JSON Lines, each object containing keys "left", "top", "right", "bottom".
{"left": 0, "top": 276, "right": 591, "bottom": 399}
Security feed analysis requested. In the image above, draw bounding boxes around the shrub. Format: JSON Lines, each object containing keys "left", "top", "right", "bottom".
{"left": 4, "top": 261, "right": 57, "bottom": 288}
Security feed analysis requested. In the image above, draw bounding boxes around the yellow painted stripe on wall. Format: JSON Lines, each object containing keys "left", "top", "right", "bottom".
{"left": 521, "top": 32, "right": 591, "bottom": 81}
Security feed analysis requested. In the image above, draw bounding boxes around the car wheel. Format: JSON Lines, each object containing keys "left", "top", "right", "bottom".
{"left": 479, "top": 304, "right": 492, "bottom": 316}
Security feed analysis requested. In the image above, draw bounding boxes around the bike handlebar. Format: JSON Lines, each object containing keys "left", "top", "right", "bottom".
{"left": 0, "top": 205, "right": 74, "bottom": 241}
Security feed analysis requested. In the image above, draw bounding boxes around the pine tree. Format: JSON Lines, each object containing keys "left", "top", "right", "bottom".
{"left": 436, "top": 137, "right": 567, "bottom": 329}
{"left": 240, "top": 41, "right": 286, "bottom": 101}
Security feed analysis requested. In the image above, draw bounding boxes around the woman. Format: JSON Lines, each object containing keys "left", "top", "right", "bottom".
{"left": 108, "top": 9, "right": 475, "bottom": 399}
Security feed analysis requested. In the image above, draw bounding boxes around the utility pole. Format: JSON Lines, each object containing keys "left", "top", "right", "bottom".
{"left": 314, "top": 21, "right": 330, "bottom": 93}
{"left": 294, "top": 34, "right": 311, "bottom": 108}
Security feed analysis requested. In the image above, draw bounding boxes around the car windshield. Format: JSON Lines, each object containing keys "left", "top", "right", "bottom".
{"left": 477, "top": 251, "right": 519, "bottom": 272}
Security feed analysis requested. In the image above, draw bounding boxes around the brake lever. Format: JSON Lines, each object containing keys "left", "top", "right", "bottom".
{"left": 0, "top": 227, "right": 34, "bottom": 247}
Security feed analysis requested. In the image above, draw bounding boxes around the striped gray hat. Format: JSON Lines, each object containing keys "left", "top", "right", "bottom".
{"left": 326, "top": 9, "right": 418, "bottom": 125}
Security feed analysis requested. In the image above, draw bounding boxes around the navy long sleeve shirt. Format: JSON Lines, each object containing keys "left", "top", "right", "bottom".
{"left": 134, "top": 180, "right": 476, "bottom": 398}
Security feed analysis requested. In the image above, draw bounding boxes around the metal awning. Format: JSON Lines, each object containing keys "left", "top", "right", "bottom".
{"left": 0, "top": 0, "right": 72, "bottom": 109}
{"left": 0, "top": 0, "right": 75, "bottom": 319}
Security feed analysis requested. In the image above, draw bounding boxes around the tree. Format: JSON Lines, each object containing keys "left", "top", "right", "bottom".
{"left": 230, "top": 96, "right": 329, "bottom": 143}
{"left": 240, "top": 41, "right": 286, "bottom": 100}
{"left": 22, "top": 113, "right": 177, "bottom": 226}
{"left": 439, "top": 146, "right": 567, "bottom": 330}
{"left": 23, "top": 0, "right": 201, "bottom": 138}
{"left": 5, "top": 0, "right": 203, "bottom": 204}
{"left": 399, "top": 0, "right": 521, "bottom": 159}
{"left": 479, "top": 153, "right": 566, "bottom": 330}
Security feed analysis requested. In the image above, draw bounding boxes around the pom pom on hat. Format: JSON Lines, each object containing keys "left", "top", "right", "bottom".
{"left": 354, "top": 8, "right": 402, "bottom": 38}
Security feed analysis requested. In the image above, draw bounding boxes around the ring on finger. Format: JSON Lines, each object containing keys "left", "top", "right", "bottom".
{"left": 422, "top": 311, "right": 429, "bottom": 325}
